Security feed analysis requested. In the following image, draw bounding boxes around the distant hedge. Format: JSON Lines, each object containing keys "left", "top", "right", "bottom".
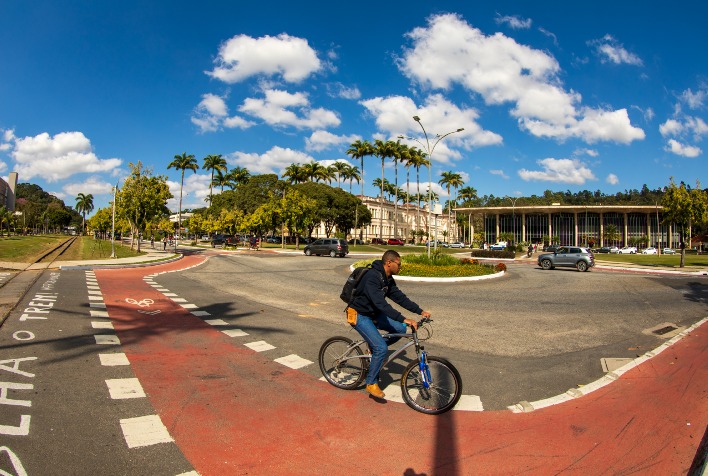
{"left": 470, "top": 249, "right": 516, "bottom": 259}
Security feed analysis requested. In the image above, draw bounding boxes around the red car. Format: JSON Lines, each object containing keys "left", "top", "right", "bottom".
{"left": 387, "top": 238, "right": 405, "bottom": 245}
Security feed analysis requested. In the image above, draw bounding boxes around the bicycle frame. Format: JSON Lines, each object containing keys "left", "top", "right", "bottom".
{"left": 337, "top": 327, "right": 431, "bottom": 387}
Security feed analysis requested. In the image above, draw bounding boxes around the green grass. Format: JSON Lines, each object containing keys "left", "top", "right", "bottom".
{"left": 0, "top": 235, "right": 144, "bottom": 262}
{"left": 594, "top": 252, "right": 708, "bottom": 268}
{"left": 0, "top": 235, "right": 70, "bottom": 262}
{"left": 353, "top": 253, "right": 499, "bottom": 278}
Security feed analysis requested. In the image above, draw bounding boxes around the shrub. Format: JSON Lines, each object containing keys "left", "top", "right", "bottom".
{"left": 470, "top": 249, "right": 515, "bottom": 259}
{"left": 495, "top": 262, "right": 507, "bottom": 272}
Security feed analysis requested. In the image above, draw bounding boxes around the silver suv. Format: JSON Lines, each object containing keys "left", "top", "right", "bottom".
{"left": 303, "top": 238, "right": 349, "bottom": 258}
{"left": 537, "top": 246, "right": 595, "bottom": 272}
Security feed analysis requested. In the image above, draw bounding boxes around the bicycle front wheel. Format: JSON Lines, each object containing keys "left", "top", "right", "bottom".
{"left": 318, "top": 336, "right": 367, "bottom": 390}
{"left": 401, "top": 356, "right": 462, "bottom": 415}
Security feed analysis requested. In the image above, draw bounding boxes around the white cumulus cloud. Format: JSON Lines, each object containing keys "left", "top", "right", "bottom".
{"left": 606, "top": 173, "right": 619, "bottom": 185}
{"left": 518, "top": 158, "right": 597, "bottom": 185}
{"left": 398, "top": 14, "right": 645, "bottom": 144}
{"left": 228, "top": 146, "right": 315, "bottom": 175}
{"left": 665, "top": 139, "right": 702, "bottom": 158}
{"left": 239, "top": 89, "right": 340, "bottom": 130}
{"left": 207, "top": 33, "right": 321, "bottom": 84}
{"left": 63, "top": 176, "right": 115, "bottom": 197}
{"left": 11, "top": 131, "right": 122, "bottom": 182}
{"left": 305, "top": 130, "right": 362, "bottom": 152}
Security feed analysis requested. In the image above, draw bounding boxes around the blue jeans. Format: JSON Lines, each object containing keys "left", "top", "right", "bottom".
{"left": 354, "top": 312, "right": 407, "bottom": 385}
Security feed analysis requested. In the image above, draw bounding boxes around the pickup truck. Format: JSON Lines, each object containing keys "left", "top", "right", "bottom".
{"left": 489, "top": 241, "right": 507, "bottom": 251}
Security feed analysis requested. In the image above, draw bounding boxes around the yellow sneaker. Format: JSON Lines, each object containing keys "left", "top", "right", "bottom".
{"left": 366, "top": 383, "right": 385, "bottom": 398}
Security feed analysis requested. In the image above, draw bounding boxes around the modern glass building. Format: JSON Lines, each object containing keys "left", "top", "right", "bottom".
{"left": 457, "top": 205, "right": 680, "bottom": 249}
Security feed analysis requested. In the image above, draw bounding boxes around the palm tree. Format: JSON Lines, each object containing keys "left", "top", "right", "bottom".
{"left": 374, "top": 139, "right": 397, "bottom": 239}
{"left": 408, "top": 148, "right": 430, "bottom": 243}
{"left": 202, "top": 154, "right": 227, "bottom": 207}
{"left": 228, "top": 166, "right": 250, "bottom": 187}
{"left": 341, "top": 164, "right": 361, "bottom": 195}
{"left": 283, "top": 163, "right": 306, "bottom": 184}
{"left": 346, "top": 140, "right": 374, "bottom": 240}
{"left": 212, "top": 169, "right": 231, "bottom": 192}
{"left": 302, "top": 162, "right": 327, "bottom": 182}
{"left": 331, "top": 161, "right": 350, "bottom": 188}
{"left": 458, "top": 186, "right": 478, "bottom": 205}
{"left": 75, "top": 193, "right": 94, "bottom": 235}
{"left": 439, "top": 171, "right": 464, "bottom": 241}
{"left": 168, "top": 152, "right": 198, "bottom": 243}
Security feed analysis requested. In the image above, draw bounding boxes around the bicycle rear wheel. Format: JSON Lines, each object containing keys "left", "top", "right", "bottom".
{"left": 318, "top": 336, "right": 367, "bottom": 390}
{"left": 401, "top": 356, "right": 462, "bottom": 414}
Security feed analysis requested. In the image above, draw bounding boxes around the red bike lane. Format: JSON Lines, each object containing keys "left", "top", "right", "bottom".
{"left": 95, "top": 256, "right": 707, "bottom": 475}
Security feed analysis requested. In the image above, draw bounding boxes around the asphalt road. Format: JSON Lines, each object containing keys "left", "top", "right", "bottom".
{"left": 160, "top": 251, "right": 708, "bottom": 410}
{"left": 0, "top": 250, "right": 705, "bottom": 474}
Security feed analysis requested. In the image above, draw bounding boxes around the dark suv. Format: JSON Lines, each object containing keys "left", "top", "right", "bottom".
{"left": 303, "top": 238, "right": 349, "bottom": 258}
{"left": 537, "top": 246, "right": 595, "bottom": 272}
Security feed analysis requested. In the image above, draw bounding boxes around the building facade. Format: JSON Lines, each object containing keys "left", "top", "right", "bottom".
{"left": 456, "top": 204, "right": 680, "bottom": 248}
{"left": 0, "top": 172, "right": 18, "bottom": 211}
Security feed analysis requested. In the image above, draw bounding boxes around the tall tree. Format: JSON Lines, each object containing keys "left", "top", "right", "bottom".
{"left": 407, "top": 147, "right": 429, "bottom": 243}
{"left": 228, "top": 166, "right": 251, "bottom": 187}
{"left": 374, "top": 139, "right": 397, "bottom": 239}
{"left": 212, "top": 169, "right": 230, "bottom": 192}
{"left": 167, "top": 152, "right": 198, "bottom": 242}
{"left": 283, "top": 163, "right": 306, "bottom": 184}
{"left": 346, "top": 140, "right": 374, "bottom": 240}
{"left": 331, "top": 161, "right": 350, "bottom": 188}
{"left": 202, "top": 154, "right": 227, "bottom": 207}
{"left": 117, "top": 162, "right": 173, "bottom": 252}
{"left": 662, "top": 177, "right": 708, "bottom": 267}
{"left": 439, "top": 171, "right": 464, "bottom": 240}
{"left": 74, "top": 192, "right": 94, "bottom": 235}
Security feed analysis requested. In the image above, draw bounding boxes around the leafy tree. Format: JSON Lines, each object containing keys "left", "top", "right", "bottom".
{"left": 75, "top": 192, "right": 94, "bottom": 235}
{"left": 439, "top": 171, "right": 464, "bottom": 240}
{"left": 117, "top": 161, "right": 173, "bottom": 252}
{"left": 228, "top": 166, "right": 251, "bottom": 187}
{"left": 167, "top": 152, "right": 198, "bottom": 239}
{"left": 86, "top": 207, "right": 112, "bottom": 235}
{"left": 0, "top": 206, "right": 13, "bottom": 236}
{"left": 662, "top": 178, "right": 708, "bottom": 267}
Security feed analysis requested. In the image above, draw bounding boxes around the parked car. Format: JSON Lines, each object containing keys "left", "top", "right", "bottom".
{"left": 618, "top": 246, "right": 637, "bottom": 254}
{"left": 542, "top": 244, "right": 561, "bottom": 253}
{"left": 387, "top": 238, "right": 405, "bottom": 245}
{"left": 662, "top": 248, "right": 677, "bottom": 255}
{"left": 348, "top": 238, "right": 365, "bottom": 245}
{"left": 642, "top": 247, "right": 657, "bottom": 255}
{"left": 609, "top": 246, "right": 620, "bottom": 253}
{"left": 425, "top": 240, "right": 443, "bottom": 247}
{"left": 370, "top": 238, "right": 387, "bottom": 245}
{"left": 448, "top": 242, "right": 465, "bottom": 248}
{"left": 537, "top": 246, "right": 595, "bottom": 272}
{"left": 303, "top": 238, "right": 349, "bottom": 258}
{"left": 595, "top": 246, "right": 611, "bottom": 253}
{"left": 489, "top": 241, "right": 507, "bottom": 251}
{"left": 210, "top": 234, "right": 234, "bottom": 247}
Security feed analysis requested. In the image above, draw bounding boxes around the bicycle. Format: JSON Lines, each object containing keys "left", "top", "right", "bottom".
{"left": 318, "top": 317, "right": 462, "bottom": 415}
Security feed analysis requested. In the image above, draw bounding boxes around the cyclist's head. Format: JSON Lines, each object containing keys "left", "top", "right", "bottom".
{"left": 383, "top": 250, "right": 402, "bottom": 276}
{"left": 382, "top": 249, "right": 400, "bottom": 263}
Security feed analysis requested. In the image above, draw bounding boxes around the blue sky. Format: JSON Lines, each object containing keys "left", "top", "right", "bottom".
{"left": 1, "top": 1, "right": 706, "bottom": 214}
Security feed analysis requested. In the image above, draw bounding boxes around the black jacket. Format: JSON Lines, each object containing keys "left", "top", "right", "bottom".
{"left": 349, "top": 259, "right": 423, "bottom": 323}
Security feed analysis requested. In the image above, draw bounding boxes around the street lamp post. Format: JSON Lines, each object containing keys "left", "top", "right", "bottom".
{"left": 399, "top": 116, "right": 464, "bottom": 258}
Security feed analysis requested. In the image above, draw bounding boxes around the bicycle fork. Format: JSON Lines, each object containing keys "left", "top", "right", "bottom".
{"left": 418, "top": 350, "right": 432, "bottom": 389}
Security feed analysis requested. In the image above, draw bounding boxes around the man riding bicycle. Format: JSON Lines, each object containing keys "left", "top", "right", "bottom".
{"left": 348, "top": 249, "right": 431, "bottom": 398}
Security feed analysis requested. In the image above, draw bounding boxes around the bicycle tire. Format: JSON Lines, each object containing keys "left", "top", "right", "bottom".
{"left": 318, "top": 336, "right": 367, "bottom": 390}
{"left": 400, "top": 356, "right": 462, "bottom": 415}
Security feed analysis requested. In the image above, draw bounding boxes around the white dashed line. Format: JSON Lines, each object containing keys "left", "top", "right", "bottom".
{"left": 205, "top": 319, "right": 228, "bottom": 326}
{"left": 162, "top": 293, "right": 178, "bottom": 297}
{"left": 120, "top": 415, "right": 174, "bottom": 448}
{"left": 191, "top": 311, "right": 211, "bottom": 317}
{"left": 99, "top": 353, "right": 130, "bottom": 366}
{"left": 90, "top": 310, "right": 110, "bottom": 318}
{"left": 88, "top": 290, "right": 103, "bottom": 295}
{"left": 170, "top": 298, "right": 187, "bottom": 303}
{"left": 180, "top": 304, "right": 198, "bottom": 309}
{"left": 91, "top": 321, "right": 114, "bottom": 330}
{"left": 454, "top": 395, "right": 485, "bottom": 411}
{"left": 274, "top": 354, "right": 313, "bottom": 369}
{"left": 106, "top": 378, "right": 146, "bottom": 399}
{"left": 88, "top": 295, "right": 104, "bottom": 301}
{"left": 244, "top": 340, "right": 275, "bottom": 352}
{"left": 222, "top": 329, "right": 249, "bottom": 337}
{"left": 90, "top": 302, "right": 107, "bottom": 308}
{"left": 95, "top": 335, "right": 121, "bottom": 345}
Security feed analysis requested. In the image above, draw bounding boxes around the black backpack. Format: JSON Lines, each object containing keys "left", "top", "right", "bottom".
{"left": 340, "top": 265, "right": 371, "bottom": 304}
